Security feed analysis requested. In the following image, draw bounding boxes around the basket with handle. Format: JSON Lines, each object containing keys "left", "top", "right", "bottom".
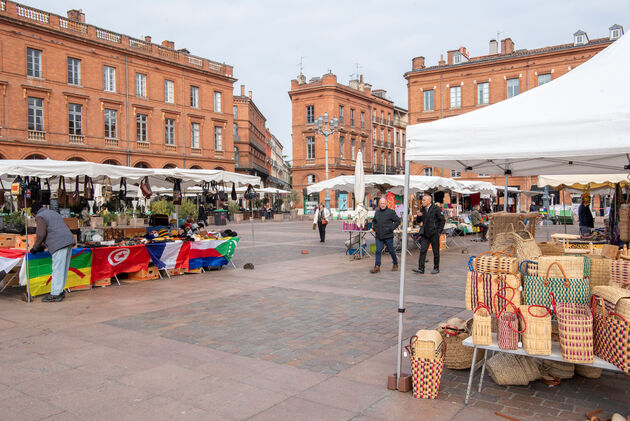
{"left": 610, "top": 260, "right": 630, "bottom": 289}
{"left": 405, "top": 336, "right": 446, "bottom": 399}
{"left": 591, "top": 285, "right": 630, "bottom": 320}
{"left": 471, "top": 248, "right": 519, "bottom": 275}
{"left": 537, "top": 255, "right": 585, "bottom": 279}
{"left": 592, "top": 296, "right": 630, "bottom": 373}
{"left": 472, "top": 303, "right": 492, "bottom": 346}
{"left": 536, "top": 241, "right": 565, "bottom": 256}
{"left": 494, "top": 287, "right": 525, "bottom": 350}
{"left": 491, "top": 221, "right": 541, "bottom": 261}
{"left": 466, "top": 264, "right": 521, "bottom": 314}
{"left": 553, "top": 292, "right": 593, "bottom": 364}
{"left": 589, "top": 256, "right": 612, "bottom": 291}
{"left": 413, "top": 329, "right": 444, "bottom": 360}
{"left": 519, "top": 304, "right": 552, "bottom": 355}
{"left": 522, "top": 260, "right": 590, "bottom": 312}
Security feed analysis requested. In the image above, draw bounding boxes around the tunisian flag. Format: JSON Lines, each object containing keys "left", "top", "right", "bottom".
{"left": 91, "top": 245, "right": 150, "bottom": 281}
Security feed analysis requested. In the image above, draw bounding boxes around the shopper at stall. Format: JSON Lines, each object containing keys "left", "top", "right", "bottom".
{"left": 29, "top": 201, "right": 76, "bottom": 302}
{"left": 313, "top": 203, "right": 331, "bottom": 242}
{"left": 413, "top": 194, "right": 445, "bottom": 275}
{"left": 370, "top": 197, "right": 401, "bottom": 273}
{"left": 470, "top": 205, "right": 488, "bottom": 241}
{"left": 578, "top": 194, "right": 594, "bottom": 236}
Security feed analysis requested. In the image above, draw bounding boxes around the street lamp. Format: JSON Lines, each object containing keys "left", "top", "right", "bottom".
{"left": 313, "top": 112, "right": 338, "bottom": 210}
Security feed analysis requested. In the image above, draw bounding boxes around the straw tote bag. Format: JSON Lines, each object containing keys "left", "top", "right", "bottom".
{"left": 522, "top": 261, "right": 590, "bottom": 310}
{"left": 592, "top": 296, "right": 630, "bottom": 373}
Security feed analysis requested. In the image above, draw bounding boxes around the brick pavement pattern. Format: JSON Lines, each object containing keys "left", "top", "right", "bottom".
{"left": 0, "top": 219, "right": 627, "bottom": 420}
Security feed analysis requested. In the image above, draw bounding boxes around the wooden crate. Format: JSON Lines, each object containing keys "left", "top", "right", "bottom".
{"left": 14, "top": 234, "right": 36, "bottom": 250}
{"left": 126, "top": 266, "right": 159, "bottom": 282}
{"left": 185, "top": 268, "right": 203, "bottom": 274}
{"left": 123, "top": 228, "right": 146, "bottom": 239}
{"left": 69, "top": 284, "right": 91, "bottom": 291}
{"left": 93, "top": 278, "right": 111, "bottom": 287}
{"left": 167, "top": 267, "right": 185, "bottom": 276}
{"left": 63, "top": 217, "right": 80, "bottom": 230}
{"left": 0, "top": 234, "right": 17, "bottom": 249}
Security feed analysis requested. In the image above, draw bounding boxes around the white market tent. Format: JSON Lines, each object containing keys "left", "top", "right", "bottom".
{"left": 394, "top": 34, "right": 630, "bottom": 384}
{"left": 537, "top": 174, "right": 630, "bottom": 191}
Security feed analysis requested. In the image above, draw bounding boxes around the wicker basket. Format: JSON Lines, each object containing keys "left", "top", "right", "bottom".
{"left": 590, "top": 256, "right": 612, "bottom": 291}
{"left": 486, "top": 353, "right": 531, "bottom": 386}
{"left": 405, "top": 339, "right": 446, "bottom": 399}
{"left": 492, "top": 223, "right": 541, "bottom": 262}
{"left": 575, "top": 364, "right": 602, "bottom": 379}
{"left": 611, "top": 260, "right": 630, "bottom": 289}
{"left": 497, "top": 310, "right": 520, "bottom": 350}
{"left": 471, "top": 251, "right": 519, "bottom": 275}
{"left": 537, "top": 241, "right": 565, "bottom": 256}
{"left": 520, "top": 304, "right": 552, "bottom": 355}
{"left": 620, "top": 208, "right": 629, "bottom": 242}
{"left": 519, "top": 356, "right": 542, "bottom": 382}
{"left": 472, "top": 303, "right": 492, "bottom": 346}
{"left": 488, "top": 212, "right": 538, "bottom": 247}
{"left": 437, "top": 321, "right": 484, "bottom": 370}
{"left": 413, "top": 330, "right": 444, "bottom": 360}
{"left": 592, "top": 285, "right": 630, "bottom": 320}
{"left": 556, "top": 301, "right": 594, "bottom": 364}
{"left": 537, "top": 256, "right": 585, "bottom": 279}
{"left": 541, "top": 360, "right": 575, "bottom": 379}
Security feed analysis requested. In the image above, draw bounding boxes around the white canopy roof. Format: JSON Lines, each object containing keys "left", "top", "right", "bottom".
{"left": 151, "top": 168, "right": 260, "bottom": 189}
{"left": 405, "top": 33, "right": 630, "bottom": 175}
{"left": 454, "top": 180, "right": 497, "bottom": 196}
{"left": 537, "top": 174, "right": 630, "bottom": 191}
{"left": 306, "top": 174, "right": 475, "bottom": 195}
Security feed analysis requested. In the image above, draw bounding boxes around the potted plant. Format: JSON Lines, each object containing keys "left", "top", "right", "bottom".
{"left": 228, "top": 200, "right": 242, "bottom": 223}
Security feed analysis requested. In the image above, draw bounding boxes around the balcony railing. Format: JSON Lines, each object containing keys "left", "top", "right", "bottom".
{"left": 96, "top": 28, "right": 121, "bottom": 43}
{"left": 28, "top": 130, "right": 46, "bottom": 141}
{"left": 158, "top": 46, "right": 178, "bottom": 60}
{"left": 372, "top": 164, "right": 385, "bottom": 173}
{"left": 59, "top": 18, "right": 87, "bottom": 34}
{"left": 105, "top": 137, "right": 118, "bottom": 146}
{"left": 17, "top": 4, "right": 48, "bottom": 23}
{"left": 137, "top": 141, "right": 150, "bottom": 149}
{"left": 129, "top": 37, "right": 152, "bottom": 52}
{"left": 165, "top": 144, "right": 176, "bottom": 152}
{"left": 69, "top": 134, "right": 84, "bottom": 144}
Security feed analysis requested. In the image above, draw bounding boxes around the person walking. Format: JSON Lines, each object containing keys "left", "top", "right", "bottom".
{"left": 29, "top": 201, "right": 76, "bottom": 302}
{"left": 470, "top": 205, "right": 488, "bottom": 241}
{"left": 313, "top": 203, "right": 331, "bottom": 242}
{"left": 413, "top": 194, "right": 445, "bottom": 275}
{"left": 370, "top": 198, "right": 401, "bottom": 273}
{"left": 578, "top": 194, "right": 594, "bottom": 236}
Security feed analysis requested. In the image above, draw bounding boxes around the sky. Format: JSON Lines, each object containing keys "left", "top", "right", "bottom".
{"left": 24, "top": 0, "right": 630, "bottom": 161}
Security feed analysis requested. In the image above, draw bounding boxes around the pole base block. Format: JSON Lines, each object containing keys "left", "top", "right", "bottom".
{"left": 387, "top": 373, "right": 411, "bottom": 392}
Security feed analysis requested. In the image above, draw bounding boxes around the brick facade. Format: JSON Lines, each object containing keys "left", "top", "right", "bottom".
{"left": 289, "top": 72, "right": 407, "bottom": 208}
{"left": 233, "top": 85, "right": 270, "bottom": 181}
{"left": 0, "top": 1, "right": 236, "bottom": 169}
{"left": 404, "top": 26, "right": 623, "bottom": 210}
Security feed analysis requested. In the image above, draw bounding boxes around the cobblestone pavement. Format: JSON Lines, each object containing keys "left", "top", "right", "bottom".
{"left": 0, "top": 219, "right": 627, "bottom": 420}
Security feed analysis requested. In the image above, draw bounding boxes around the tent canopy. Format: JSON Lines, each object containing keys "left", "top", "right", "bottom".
{"left": 537, "top": 174, "right": 630, "bottom": 191}
{"left": 405, "top": 33, "right": 630, "bottom": 175}
{"left": 306, "top": 174, "right": 471, "bottom": 195}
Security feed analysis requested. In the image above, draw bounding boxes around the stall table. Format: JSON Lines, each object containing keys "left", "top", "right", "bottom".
{"left": 462, "top": 334, "right": 623, "bottom": 405}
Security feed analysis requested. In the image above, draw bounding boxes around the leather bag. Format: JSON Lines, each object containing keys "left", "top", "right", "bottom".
{"left": 57, "top": 176, "right": 67, "bottom": 208}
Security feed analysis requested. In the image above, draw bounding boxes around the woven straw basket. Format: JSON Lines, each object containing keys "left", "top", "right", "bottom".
{"left": 589, "top": 256, "right": 612, "bottom": 291}
{"left": 413, "top": 329, "right": 444, "bottom": 360}
{"left": 575, "top": 364, "right": 602, "bottom": 379}
{"left": 487, "top": 353, "right": 539, "bottom": 386}
{"left": 592, "top": 285, "right": 630, "bottom": 320}
{"left": 405, "top": 338, "right": 446, "bottom": 400}
{"left": 437, "top": 320, "right": 484, "bottom": 370}
{"left": 537, "top": 241, "right": 565, "bottom": 256}
{"left": 611, "top": 260, "right": 630, "bottom": 289}
{"left": 520, "top": 304, "right": 552, "bottom": 355}
{"left": 492, "top": 222, "right": 541, "bottom": 262}
{"left": 556, "top": 302, "right": 594, "bottom": 364}
{"left": 620, "top": 208, "right": 629, "bottom": 242}
{"left": 471, "top": 250, "right": 519, "bottom": 275}
{"left": 537, "top": 256, "right": 585, "bottom": 279}
{"left": 472, "top": 303, "right": 492, "bottom": 346}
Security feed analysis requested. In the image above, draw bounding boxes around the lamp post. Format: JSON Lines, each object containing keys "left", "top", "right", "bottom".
{"left": 313, "top": 112, "right": 338, "bottom": 210}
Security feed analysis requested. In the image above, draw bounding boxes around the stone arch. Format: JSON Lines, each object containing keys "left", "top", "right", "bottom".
{"left": 134, "top": 161, "right": 150, "bottom": 168}
{"left": 163, "top": 163, "right": 177, "bottom": 169}
{"left": 103, "top": 159, "right": 120, "bottom": 166}
{"left": 24, "top": 153, "right": 47, "bottom": 160}
{"left": 214, "top": 166, "right": 225, "bottom": 170}
{"left": 67, "top": 156, "right": 86, "bottom": 161}
{"left": 190, "top": 165, "right": 202, "bottom": 169}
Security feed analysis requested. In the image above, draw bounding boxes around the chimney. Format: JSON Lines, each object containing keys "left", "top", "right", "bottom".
{"left": 501, "top": 38, "right": 515, "bottom": 54}
{"left": 67, "top": 9, "right": 85, "bottom": 23}
{"left": 359, "top": 74, "right": 364, "bottom": 83}
{"left": 161, "top": 40, "right": 175, "bottom": 50}
{"left": 489, "top": 39, "right": 498, "bottom": 54}
{"left": 240, "top": 85, "right": 245, "bottom": 96}
{"left": 144, "top": 36, "right": 152, "bottom": 43}
{"left": 412, "top": 56, "right": 425, "bottom": 70}
{"left": 248, "top": 90, "right": 252, "bottom": 99}
{"left": 446, "top": 50, "right": 456, "bottom": 65}
{"left": 438, "top": 54, "right": 446, "bottom": 66}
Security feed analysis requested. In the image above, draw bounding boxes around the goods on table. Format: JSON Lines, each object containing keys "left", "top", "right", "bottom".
{"left": 537, "top": 256, "right": 585, "bottom": 279}
{"left": 491, "top": 220, "right": 541, "bottom": 261}
{"left": 575, "top": 364, "right": 602, "bottom": 378}
{"left": 488, "top": 212, "right": 537, "bottom": 247}
{"left": 536, "top": 241, "right": 564, "bottom": 256}
{"left": 486, "top": 353, "right": 540, "bottom": 386}
{"left": 521, "top": 261, "right": 590, "bottom": 310}
{"left": 541, "top": 360, "right": 575, "bottom": 379}
{"left": 472, "top": 303, "right": 492, "bottom": 346}
{"left": 592, "top": 285, "right": 630, "bottom": 319}
{"left": 465, "top": 270, "right": 521, "bottom": 314}
{"left": 437, "top": 319, "right": 483, "bottom": 370}
{"left": 520, "top": 304, "right": 552, "bottom": 355}
{"left": 620, "top": 208, "right": 629, "bottom": 243}
{"left": 555, "top": 300, "right": 594, "bottom": 364}
{"left": 497, "top": 310, "right": 520, "bottom": 350}
{"left": 592, "top": 296, "right": 630, "bottom": 373}
{"left": 413, "top": 329, "right": 444, "bottom": 360}
{"left": 610, "top": 260, "right": 630, "bottom": 289}
{"left": 405, "top": 336, "right": 445, "bottom": 399}
{"left": 589, "top": 256, "right": 612, "bottom": 290}
{"left": 470, "top": 250, "right": 519, "bottom": 275}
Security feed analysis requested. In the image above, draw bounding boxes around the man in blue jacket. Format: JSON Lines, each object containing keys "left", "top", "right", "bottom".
{"left": 370, "top": 198, "right": 401, "bottom": 273}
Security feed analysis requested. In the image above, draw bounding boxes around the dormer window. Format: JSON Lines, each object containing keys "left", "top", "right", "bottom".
{"left": 609, "top": 24, "right": 624, "bottom": 40}
{"left": 453, "top": 53, "right": 462, "bottom": 64}
{"left": 573, "top": 30, "right": 588, "bottom": 46}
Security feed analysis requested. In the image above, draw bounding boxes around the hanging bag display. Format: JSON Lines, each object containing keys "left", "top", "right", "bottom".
{"left": 83, "top": 176, "right": 94, "bottom": 201}
{"left": 68, "top": 176, "right": 80, "bottom": 208}
{"left": 0, "top": 178, "right": 6, "bottom": 207}
{"left": 173, "top": 179, "right": 182, "bottom": 205}
{"left": 57, "top": 176, "right": 67, "bottom": 208}
{"left": 521, "top": 260, "right": 590, "bottom": 310}
{"left": 118, "top": 177, "right": 127, "bottom": 201}
{"left": 140, "top": 176, "right": 152, "bottom": 199}
{"left": 41, "top": 179, "right": 51, "bottom": 205}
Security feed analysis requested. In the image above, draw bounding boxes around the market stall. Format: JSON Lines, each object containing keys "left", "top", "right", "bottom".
{"left": 396, "top": 32, "right": 630, "bottom": 397}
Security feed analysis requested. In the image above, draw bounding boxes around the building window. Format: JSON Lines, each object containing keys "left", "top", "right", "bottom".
{"left": 381, "top": 151, "right": 385, "bottom": 167}
{"left": 361, "top": 140, "right": 365, "bottom": 157}
{"left": 380, "top": 128, "right": 384, "bottom": 141}
{"left": 190, "top": 86, "right": 199, "bottom": 108}
{"left": 351, "top": 138, "right": 356, "bottom": 159}
{"left": 360, "top": 112, "right": 365, "bottom": 129}
{"left": 306, "top": 105, "right": 314, "bottom": 124}
{"left": 538, "top": 74, "right": 551, "bottom": 86}
{"left": 372, "top": 128, "right": 377, "bottom": 140}
{"left": 453, "top": 53, "right": 462, "bottom": 64}
{"left": 164, "top": 80, "right": 174, "bottom": 103}
{"left": 67, "top": 57, "right": 81, "bottom": 85}
{"left": 214, "top": 91, "right": 222, "bottom": 112}
{"left": 507, "top": 78, "right": 519, "bottom": 98}
{"left": 68, "top": 103, "right": 82, "bottom": 135}
{"left": 350, "top": 109, "right": 355, "bottom": 126}
{"left": 423, "top": 90, "right": 434, "bottom": 111}
{"left": 388, "top": 152, "right": 392, "bottom": 167}
{"left": 136, "top": 73, "right": 146, "bottom": 97}
{"left": 450, "top": 86, "right": 461, "bottom": 108}
{"left": 214, "top": 126, "right": 222, "bottom": 150}
{"left": 234, "top": 147, "right": 239, "bottom": 167}
{"left": 104, "top": 66, "right": 116, "bottom": 92}
{"left": 233, "top": 105, "right": 238, "bottom": 119}
{"left": 339, "top": 135, "right": 344, "bottom": 159}
{"left": 387, "top": 131, "right": 391, "bottom": 142}
{"left": 104, "top": 109, "right": 117, "bottom": 139}
{"left": 424, "top": 167, "right": 433, "bottom": 176}
{"left": 165, "top": 118, "right": 175, "bottom": 145}
{"left": 611, "top": 29, "right": 621, "bottom": 40}
{"left": 27, "top": 48, "right": 42, "bottom": 78}
{"left": 575, "top": 35, "right": 585, "bottom": 45}
{"left": 306, "top": 136, "right": 315, "bottom": 159}
{"left": 137, "top": 114, "right": 148, "bottom": 142}
{"left": 233, "top": 123, "right": 238, "bottom": 139}
{"left": 191, "top": 123, "right": 200, "bottom": 149}
{"left": 450, "top": 169, "right": 461, "bottom": 178}
{"left": 477, "top": 82, "right": 489, "bottom": 105}
{"left": 307, "top": 174, "right": 316, "bottom": 184}
{"left": 380, "top": 111, "right": 384, "bottom": 122}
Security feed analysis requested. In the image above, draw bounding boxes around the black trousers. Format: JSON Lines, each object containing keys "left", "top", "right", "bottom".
{"left": 418, "top": 234, "right": 440, "bottom": 271}
{"left": 318, "top": 222, "right": 327, "bottom": 242}
{"left": 476, "top": 223, "right": 488, "bottom": 239}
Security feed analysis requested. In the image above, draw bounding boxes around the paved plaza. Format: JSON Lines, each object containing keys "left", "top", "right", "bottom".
{"left": 0, "top": 220, "right": 627, "bottom": 420}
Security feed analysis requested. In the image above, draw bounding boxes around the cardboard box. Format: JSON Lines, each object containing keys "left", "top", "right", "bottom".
{"left": 64, "top": 217, "right": 80, "bottom": 230}
{"left": 129, "top": 218, "right": 144, "bottom": 227}
{"left": 0, "top": 234, "right": 18, "bottom": 249}
{"left": 90, "top": 217, "right": 104, "bottom": 228}
{"left": 123, "top": 228, "right": 146, "bottom": 239}
{"left": 15, "top": 234, "right": 37, "bottom": 250}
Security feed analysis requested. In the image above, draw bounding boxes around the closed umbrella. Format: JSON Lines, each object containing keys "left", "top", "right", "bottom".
{"left": 353, "top": 151, "right": 367, "bottom": 228}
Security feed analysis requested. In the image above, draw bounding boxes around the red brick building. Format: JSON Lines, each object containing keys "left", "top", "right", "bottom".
{"left": 0, "top": 1, "right": 236, "bottom": 169}
{"left": 404, "top": 25, "right": 624, "bottom": 210}
{"left": 233, "top": 85, "right": 270, "bottom": 182}
{"left": 289, "top": 72, "right": 407, "bottom": 208}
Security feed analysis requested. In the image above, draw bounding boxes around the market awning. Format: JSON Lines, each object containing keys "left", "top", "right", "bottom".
{"left": 306, "top": 175, "right": 466, "bottom": 195}
{"left": 537, "top": 174, "right": 630, "bottom": 191}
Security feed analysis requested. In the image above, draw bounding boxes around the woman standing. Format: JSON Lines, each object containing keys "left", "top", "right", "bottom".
{"left": 313, "top": 203, "right": 331, "bottom": 242}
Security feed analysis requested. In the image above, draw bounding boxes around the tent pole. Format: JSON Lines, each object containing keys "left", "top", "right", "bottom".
{"left": 24, "top": 194, "right": 30, "bottom": 303}
{"left": 396, "top": 160, "right": 411, "bottom": 387}
{"left": 562, "top": 190, "right": 567, "bottom": 234}
{"left": 504, "top": 174, "right": 509, "bottom": 212}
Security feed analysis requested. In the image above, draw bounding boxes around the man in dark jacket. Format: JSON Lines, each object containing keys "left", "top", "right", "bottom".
{"left": 30, "top": 202, "right": 76, "bottom": 302}
{"left": 370, "top": 197, "right": 401, "bottom": 273}
{"left": 413, "top": 194, "right": 445, "bottom": 274}
{"left": 578, "top": 196, "right": 594, "bottom": 236}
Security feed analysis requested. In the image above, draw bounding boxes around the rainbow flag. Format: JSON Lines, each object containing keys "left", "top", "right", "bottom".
{"left": 20, "top": 248, "right": 93, "bottom": 296}
{"left": 189, "top": 237, "right": 239, "bottom": 269}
